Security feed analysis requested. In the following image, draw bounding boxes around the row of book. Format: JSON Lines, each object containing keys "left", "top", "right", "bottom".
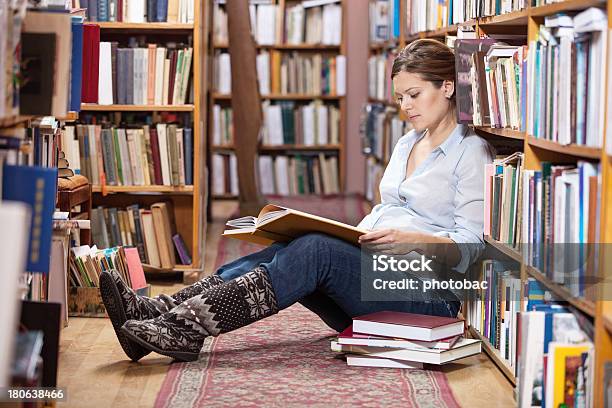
{"left": 465, "top": 260, "right": 596, "bottom": 407}
{"left": 214, "top": 52, "right": 346, "bottom": 96}
{"left": 69, "top": 245, "right": 146, "bottom": 289}
{"left": 331, "top": 311, "right": 480, "bottom": 369}
{"left": 82, "top": 0, "right": 194, "bottom": 23}
{"left": 361, "top": 103, "right": 409, "bottom": 164}
{"left": 484, "top": 153, "right": 601, "bottom": 297}
{"left": 211, "top": 153, "right": 341, "bottom": 196}
{"left": 91, "top": 202, "right": 192, "bottom": 269}
{"left": 527, "top": 10, "right": 607, "bottom": 148}
{"left": 456, "top": 40, "right": 526, "bottom": 130}
{"left": 369, "top": 0, "right": 401, "bottom": 43}
{"left": 83, "top": 32, "right": 193, "bottom": 106}
{"left": 367, "top": 52, "right": 395, "bottom": 102}
{"left": 213, "top": 1, "right": 342, "bottom": 46}
{"left": 62, "top": 122, "right": 193, "bottom": 187}
{"left": 213, "top": 102, "right": 340, "bottom": 147}
{"left": 420, "top": 0, "right": 527, "bottom": 29}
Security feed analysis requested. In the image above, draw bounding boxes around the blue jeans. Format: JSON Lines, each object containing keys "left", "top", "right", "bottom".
{"left": 216, "top": 233, "right": 460, "bottom": 332}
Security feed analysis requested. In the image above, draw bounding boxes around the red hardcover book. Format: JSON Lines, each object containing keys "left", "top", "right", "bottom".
{"left": 81, "top": 24, "right": 100, "bottom": 103}
{"left": 149, "top": 127, "right": 163, "bottom": 185}
{"left": 352, "top": 311, "right": 464, "bottom": 342}
{"left": 338, "top": 326, "right": 460, "bottom": 350}
{"left": 167, "top": 49, "right": 177, "bottom": 104}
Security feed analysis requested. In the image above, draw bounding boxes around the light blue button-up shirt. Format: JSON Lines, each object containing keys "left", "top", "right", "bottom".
{"left": 358, "top": 124, "right": 495, "bottom": 274}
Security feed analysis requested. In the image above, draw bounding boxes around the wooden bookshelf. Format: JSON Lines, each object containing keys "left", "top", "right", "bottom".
{"left": 80, "top": 104, "right": 195, "bottom": 112}
{"left": 86, "top": 1, "right": 207, "bottom": 277}
{"left": 468, "top": 327, "right": 517, "bottom": 386}
{"left": 0, "top": 115, "right": 31, "bottom": 128}
{"left": 96, "top": 22, "right": 194, "bottom": 30}
{"left": 367, "top": 1, "right": 612, "bottom": 402}
{"left": 91, "top": 185, "right": 194, "bottom": 194}
{"left": 474, "top": 126, "right": 525, "bottom": 140}
{"left": 213, "top": 43, "right": 340, "bottom": 50}
{"left": 527, "top": 136, "right": 602, "bottom": 159}
{"left": 208, "top": 0, "right": 347, "bottom": 199}
{"left": 212, "top": 93, "right": 342, "bottom": 101}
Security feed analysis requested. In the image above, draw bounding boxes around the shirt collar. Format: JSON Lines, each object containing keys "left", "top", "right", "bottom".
{"left": 436, "top": 123, "right": 467, "bottom": 155}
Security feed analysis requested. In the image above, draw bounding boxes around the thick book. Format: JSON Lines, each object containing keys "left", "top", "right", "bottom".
{"left": 352, "top": 311, "right": 465, "bottom": 342}
{"left": 223, "top": 204, "right": 367, "bottom": 246}
{"left": 19, "top": 33, "right": 56, "bottom": 115}
{"left": 338, "top": 327, "right": 460, "bottom": 350}
{"left": 331, "top": 338, "right": 481, "bottom": 365}
{"left": 345, "top": 355, "right": 423, "bottom": 369}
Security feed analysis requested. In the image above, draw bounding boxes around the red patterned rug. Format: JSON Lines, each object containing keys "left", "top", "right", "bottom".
{"left": 154, "top": 195, "right": 461, "bottom": 407}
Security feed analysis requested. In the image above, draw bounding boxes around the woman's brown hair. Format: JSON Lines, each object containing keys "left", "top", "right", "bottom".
{"left": 391, "top": 39, "right": 456, "bottom": 94}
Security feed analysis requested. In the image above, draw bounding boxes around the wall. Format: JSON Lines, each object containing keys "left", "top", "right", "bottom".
{"left": 344, "top": 0, "right": 369, "bottom": 195}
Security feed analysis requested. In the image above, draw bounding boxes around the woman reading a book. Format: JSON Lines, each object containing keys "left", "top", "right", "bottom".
{"left": 101, "top": 39, "right": 494, "bottom": 362}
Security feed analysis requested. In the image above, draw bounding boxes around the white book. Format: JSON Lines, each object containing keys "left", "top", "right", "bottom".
{"left": 133, "top": 49, "right": 141, "bottom": 105}
{"left": 156, "top": 124, "right": 171, "bottom": 185}
{"left": 141, "top": 47, "right": 149, "bottom": 105}
{"left": 274, "top": 156, "right": 289, "bottom": 196}
{"left": 87, "top": 125, "right": 99, "bottom": 184}
{"left": 322, "top": 4, "right": 342, "bottom": 45}
{"left": 179, "top": 48, "right": 193, "bottom": 104}
{"left": 256, "top": 51, "right": 271, "bottom": 95}
{"left": 302, "top": 104, "right": 315, "bottom": 145}
{"left": 98, "top": 42, "right": 114, "bottom": 105}
{"left": 266, "top": 105, "right": 284, "bottom": 145}
{"left": 345, "top": 355, "right": 423, "bottom": 369}
{"left": 256, "top": 4, "right": 277, "bottom": 45}
{"left": 0, "top": 203, "right": 30, "bottom": 387}
{"left": 249, "top": 4, "right": 257, "bottom": 37}
{"left": 162, "top": 58, "right": 171, "bottom": 105}
{"left": 154, "top": 48, "right": 166, "bottom": 105}
{"left": 258, "top": 156, "right": 275, "bottom": 194}
{"left": 305, "top": 6, "right": 322, "bottom": 44}
{"left": 335, "top": 55, "right": 346, "bottom": 96}
{"left": 217, "top": 53, "right": 232, "bottom": 94}
{"left": 176, "top": 128, "right": 185, "bottom": 185}
{"left": 212, "top": 154, "right": 225, "bottom": 195}
{"left": 229, "top": 153, "right": 239, "bottom": 195}
{"left": 186, "top": 0, "right": 194, "bottom": 24}
{"left": 286, "top": 4, "right": 305, "bottom": 44}
{"left": 127, "top": 0, "right": 145, "bottom": 23}
{"left": 316, "top": 104, "right": 328, "bottom": 145}
{"left": 172, "top": 49, "right": 184, "bottom": 105}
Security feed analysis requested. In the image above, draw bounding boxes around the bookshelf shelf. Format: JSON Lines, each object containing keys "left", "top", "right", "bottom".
{"left": 529, "top": 0, "right": 606, "bottom": 17}
{"left": 212, "top": 144, "right": 341, "bottom": 152}
{"left": 468, "top": 327, "right": 516, "bottom": 386}
{"left": 213, "top": 43, "right": 340, "bottom": 50}
{"left": 96, "top": 22, "right": 194, "bottom": 30}
{"left": 421, "top": 25, "right": 459, "bottom": 38}
{"left": 212, "top": 93, "right": 342, "bottom": 101}
{"left": 525, "top": 265, "right": 596, "bottom": 316}
{"left": 479, "top": 9, "right": 529, "bottom": 26}
{"left": 483, "top": 236, "right": 522, "bottom": 263}
{"left": 81, "top": 104, "right": 195, "bottom": 112}
{"left": 369, "top": 41, "right": 400, "bottom": 51}
{"left": 91, "top": 185, "right": 194, "bottom": 194}
{"left": 474, "top": 126, "right": 525, "bottom": 140}
{"left": 59, "top": 111, "right": 79, "bottom": 121}
{"left": 0, "top": 115, "right": 31, "bottom": 128}
{"left": 527, "top": 136, "right": 602, "bottom": 160}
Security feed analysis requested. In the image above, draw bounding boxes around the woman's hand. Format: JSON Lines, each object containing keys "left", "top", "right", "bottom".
{"left": 358, "top": 229, "right": 425, "bottom": 255}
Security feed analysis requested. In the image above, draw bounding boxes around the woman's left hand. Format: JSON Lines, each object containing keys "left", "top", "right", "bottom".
{"left": 358, "top": 229, "right": 425, "bottom": 254}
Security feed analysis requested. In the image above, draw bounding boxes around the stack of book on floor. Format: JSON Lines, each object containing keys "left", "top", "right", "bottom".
{"left": 331, "top": 311, "right": 480, "bottom": 369}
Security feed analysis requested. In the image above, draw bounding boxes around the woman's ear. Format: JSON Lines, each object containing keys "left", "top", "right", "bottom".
{"left": 442, "top": 80, "right": 455, "bottom": 99}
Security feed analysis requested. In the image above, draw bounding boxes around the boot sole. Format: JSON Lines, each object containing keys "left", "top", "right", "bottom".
{"left": 99, "top": 271, "right": 150, "bottom": 362}
{"left": 120, "top": 326, "right": 201, "bottom": 362}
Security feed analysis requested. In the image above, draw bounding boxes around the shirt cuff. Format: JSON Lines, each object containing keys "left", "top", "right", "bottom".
{"left": 432, "top": 231, "right": 479, "bottom": 274}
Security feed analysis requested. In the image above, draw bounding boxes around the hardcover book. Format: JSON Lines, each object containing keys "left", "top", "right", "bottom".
{"left": 223, "top": 204, "right": 367, "bottom": 246}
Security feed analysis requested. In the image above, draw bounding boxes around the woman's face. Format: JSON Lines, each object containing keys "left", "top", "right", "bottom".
{"left": 392, "top": 71, "right": 454, "bottom": 132}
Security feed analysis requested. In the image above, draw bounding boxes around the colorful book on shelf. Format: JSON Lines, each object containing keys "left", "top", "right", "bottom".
{"left": 337, "top": 326, "right": 460, "bottom": 350}
{"left": 172, "top": 233, "right": 192, "bottom": 265}
{"left": 2, "top": 165, "right": 57, "bottom": 274}
{"left": 223, "top": 204, "right": 367, "bottom": 246}
{"left": 352, "top": 311, "right": 465, "bottom": 342}
{"left": 331, "top": 337, "right": 481, "bottom": 365}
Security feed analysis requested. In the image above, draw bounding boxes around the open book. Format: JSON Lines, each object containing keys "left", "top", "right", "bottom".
{"left": 223, "top": 204, "right": 367, "bottom": 246}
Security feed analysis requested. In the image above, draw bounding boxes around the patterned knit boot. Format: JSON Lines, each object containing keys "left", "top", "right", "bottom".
{"left": 120, "top": 267, "right": 278, "bottom": 362}
{"left": 100, "top": 270, "right": 224, "bottom": 361}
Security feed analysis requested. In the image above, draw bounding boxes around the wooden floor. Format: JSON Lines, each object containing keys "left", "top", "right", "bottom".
{"left": 57, "top": 200, "right": 515, "bottom": 407}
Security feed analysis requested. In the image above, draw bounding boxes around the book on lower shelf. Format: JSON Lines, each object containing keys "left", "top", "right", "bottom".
{"left": 223, "top": 203, "right": 366, "bottom": 246}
